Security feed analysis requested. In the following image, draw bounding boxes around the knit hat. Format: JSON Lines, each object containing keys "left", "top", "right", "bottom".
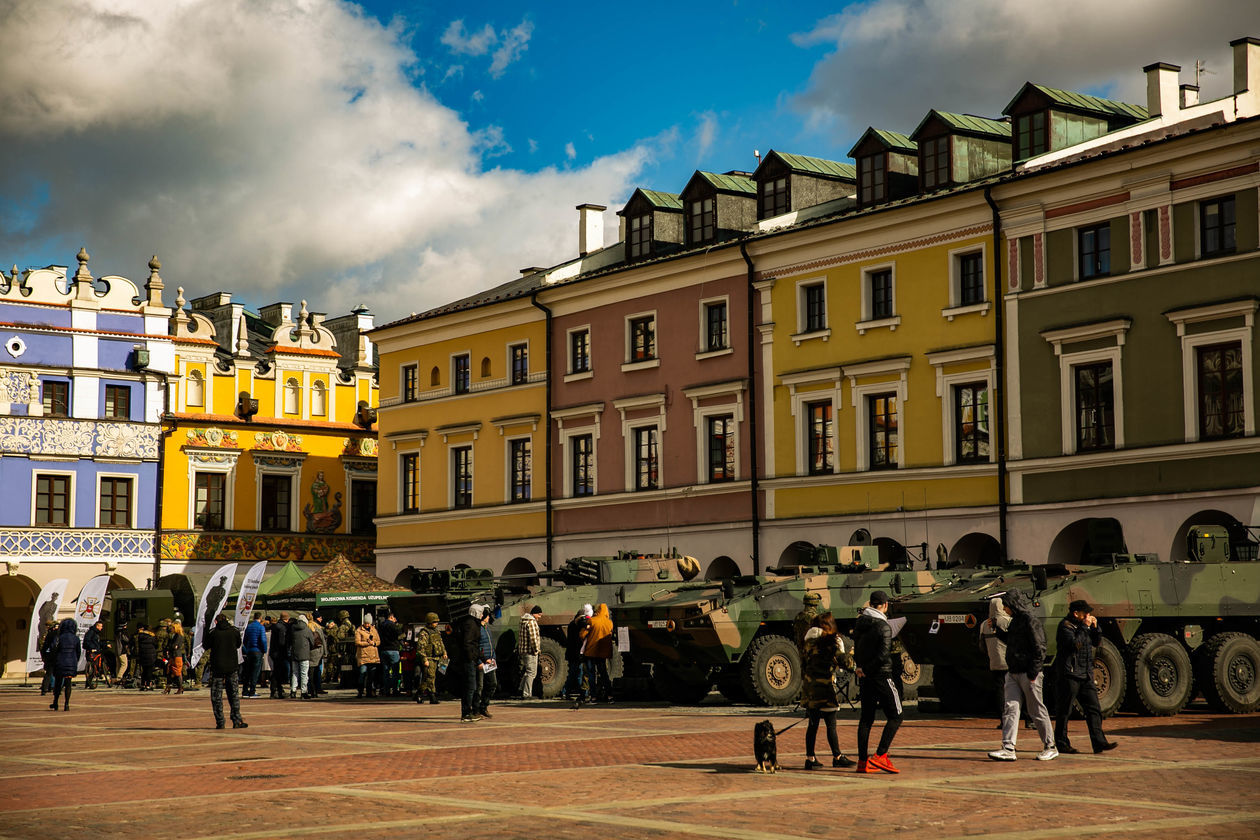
{"left": 530, "top": 605, "right": 543, "bottom": 615}
{"left": 425, "top": 612, "right": 440, "bottom": 623}
{"left": 582, "top": 604, "right": 593, "bottom": 617}
{"left": 469, "top": 604, "right": 485, "bottom": 620}
{"left": 868, "top": 591, "right": 889, "bottom": 608}
{"left": 362, "top": 613, "right": 374, "bottom": 624}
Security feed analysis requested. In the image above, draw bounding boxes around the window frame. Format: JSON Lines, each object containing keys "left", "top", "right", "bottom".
{"left": 1016, "top": 110, "right": 1048, "bottom": 160}
{"left": 759, "top": 174, "right": 789, "bottom": 219}
{"left": 400, "top": 452, "right": 420, "bottom": 514}
{"left": 849, "top": 366, "right": 909, "bottom": 471}
{"left": 866, "top": 392, "right": 900, "bottom": 471}
{"left": 631, "top": 424, "right": 660, "bottom": 491}
{"left": 1199, "top": 195, "right": 1237, "bottom": 258}
{"left": 452, "top": 353, "right": 471, "bottom": 395}
{"left": 1056, "top": 345, "right": 1125, "bottom": 455}
{"left": 1195, "top": 341, "right": 1246, "bottom": 441}
{"left": 104, "top": 384, "right": 131, "bottom": 420}
{"left": 804, "top": 399, "right": 834, "bottom": 476}
{"left": 625, "top": 312, "right": 657, "bottom": 365}
{"left": 97, "top": 474, "right": 135, "bottom": 529}
{"left": 1073, "top": 360, "right": 1116, "bottom": 452}
{"left": 193, "top": 471, "right": 228, "bottom": 531}
{"left": 700, "top": 297, "right": 730, "bottom": 354}
{"left": 259, "top": 472, "right": 294, "bottom": 532}
{"left": 1077, "top": 222, "right": 1111, "bottom": 280}
{"left": 507, "top": 435, "right": 532, "bottom": 502}
{"left": 795, "top": 279, "right": 828, "bottom": 337}
{"left": 41, "top": 379, "right": 69, "bottom": 418}
{"left": 703, "top": 413, "right": 736, "bottom": 483}
{"left": 869, "top": 268, "right": 894, "bottom": 320}
{"left": 451, "top": 445, "right": 473, "bottom": 509}
{"left": 859, "top": 263, "right": 899, "bottom": 330}
{"left": 920, "top": 135, "right": 950, "bottom": 190}
{"left": 956, "top": 250, "right": 986, "bottom": 307}
{"left": 566, "top": 431, "right": 596, "bottom": 498}
{"left": 687, "top": 195, "right": 716, "bottom": 245}
{"left": 401, "top": 363, "right": 419, "bottom": 403}
{"left": 509, "top": 342, "right": 529, "bottom": 386}
{"left": 952, "top": 381, "right": 991, "bottom": 464}
{"left": 33, "top": 471, "right": 73, "bottom": 527}
{"left": 283, "top": 377, "right": 301, "bottom": 415}
{"left": 858, "top": 152, "right": 887, "bottom": 205}
{"left": 628, "top": 211, "right": 653, "bottom": 259}
{"left": 567, "top": 326, "right": 592, "bottom": 377}
{"left": 185, "top": 369, "right": 205, "bottom": 408}
{"left": 931, "top": 351, "right": 996, "bottom": 467}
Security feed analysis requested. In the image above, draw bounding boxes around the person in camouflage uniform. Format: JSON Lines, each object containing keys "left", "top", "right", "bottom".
{"left": 321, "top": 615, "right": 341, "bottom": 684}
{"left": 154, "top": 618, "right": 172, "bottom": 690}
{"left": 335, "top": 611, "right": 356, "bottom": 688}
{"left": 794, "top": 593, "right": 822, "bottom": 655}
{"left": 415, "top": 612, "right": 447, "bottom": 705}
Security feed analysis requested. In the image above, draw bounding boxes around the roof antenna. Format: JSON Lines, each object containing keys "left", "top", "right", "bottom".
{"left": 753, "top": 149, "right": 761, "bottom": 167}
{"left": 1195, "top": 59, "right": 1215, "bottom": 88}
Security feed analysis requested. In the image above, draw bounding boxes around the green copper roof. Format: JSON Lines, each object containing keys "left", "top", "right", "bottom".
{"left": 770, "top": 151, "right": 856, "bottom": 180}
{"left": 847, "top": 127, "right": 917, "bottom": 158}
{"left": 696, "top": 171, "right": 757, "bottom": 194}
{"left": 929, "top": 111, "right": 1012, "bottom": 138}
{"left": 1010, "top": 83, "right": 1149, "bottom": 121}
{"left": 638, "top": 189, "right": 683, "bottom": 210}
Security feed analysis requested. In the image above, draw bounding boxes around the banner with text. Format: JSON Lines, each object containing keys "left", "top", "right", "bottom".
{"left": 73, "top": 575, "right": 111, "bottom": 670}
{"left": 25, "top": 578, "right": 69, "bottom": 672}
{"left": 190, "top": 563, "right": 238, "bottom": 668}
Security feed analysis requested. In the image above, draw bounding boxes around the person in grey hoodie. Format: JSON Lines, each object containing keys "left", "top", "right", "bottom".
{"left": 988, "top": 589, "right": 1057, "bottom": 762}
{"left": 288, "top": 614, "right": 313, "bottom": 700}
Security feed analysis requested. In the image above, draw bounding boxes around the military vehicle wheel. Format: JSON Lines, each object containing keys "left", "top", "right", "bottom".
{"left": 653, "top": 663, "right": 713, "bottom": 705}
{"left": 898, "top": 651, "right": 930, "bottom": 701}
{"left": 740, "top": 635, "right": 801, "bottom": 706}
{"left": 1127, "top": 633, "right": 1193, "bottom": 716}
{"left": 1199, "top": 632, "right": 1260, "bottom": 713}
{"left": 537, "top": 637, "right": 566, "bottom": 699}
{"left": 716, "top": 669, "right": 748, "bottom": 703}
{"left": 1093, "top": 637, "right": 1126, "bottom": 718}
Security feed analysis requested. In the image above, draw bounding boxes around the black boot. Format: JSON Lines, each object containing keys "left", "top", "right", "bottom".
{"left": 62, "top": 684, "right": 71, "bottom": 711}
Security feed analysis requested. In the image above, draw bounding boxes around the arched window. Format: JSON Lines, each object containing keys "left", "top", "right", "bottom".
{"left": 186, "top": 370, "right": 204, "bottom": 407}
{"left": 311, "top": 381, "right": 326, "bottom": 416}
{"left": 480, "top": 357, "right": 492, "bottom": 378}
{"left": 284, "top": 378, "right": 300, "bottom": 414}
{"left": 430, "top": 366, "right": 440, "bottom": 386}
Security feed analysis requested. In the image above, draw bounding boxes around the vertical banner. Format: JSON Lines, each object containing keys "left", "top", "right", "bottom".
{"left": 190, "top": 563, "right": 238, "bottom": 668}
{"left": 25, "top": 578, "right": 69, "bottom": 673}
{"left": 233, "top": 561, "right": 268, "bottom": 662}
{"left": 73, "top": 575, "right": 111, "bottom": 670}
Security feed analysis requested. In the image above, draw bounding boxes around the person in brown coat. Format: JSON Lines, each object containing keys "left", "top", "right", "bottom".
{"left": 355, "top": 613, "right": 381, "bottom": 698}
{"left": 582, "top": 603, "right": 615, "bottom": 703}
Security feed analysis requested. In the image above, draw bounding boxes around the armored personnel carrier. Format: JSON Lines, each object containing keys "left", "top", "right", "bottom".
{"left": 388, "top": 550, "right": 703, "bottom": 698}
{"left": 896, "top": 519, "right": 1260, "bottom": 717}
{"left": 613, "top": 543, "right": 962, "bottom": 706}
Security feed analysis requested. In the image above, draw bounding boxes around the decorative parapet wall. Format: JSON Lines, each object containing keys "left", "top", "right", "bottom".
{"left": 0, "top": 528, "right": 154, "bottom": 559}
{"left": 160, "top": 531, "right": 375, "bottom": 565}
{"left": 0, "top": 418, "right": 161, "bottom": 458}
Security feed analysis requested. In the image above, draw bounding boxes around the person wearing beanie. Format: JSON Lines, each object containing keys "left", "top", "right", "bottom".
{"left": 853, "top": 591, "right": 903, "bottom": 774}
{"left": 988, "top": 589, "right": 1057, "bottom": 762}
{"left": 289, "top": 614, "right": 313, "bottom": 700}
{"left": 207, "top": 614, "right": 247, "bottom": 729}
{"left": 516, "top": 606, "right": 543, "bottom": 700}
{"left": 794, "top": 592, "right": 823, "bottom": 655}
{"left": 1054, "top": 599, "right": 1117, "bottom": 755}
{"left": 355, "top": 612, "right": 380, "bottom": 698}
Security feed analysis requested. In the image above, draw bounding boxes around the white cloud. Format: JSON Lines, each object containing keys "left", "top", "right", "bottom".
{"left": 440, "top": 16, "right": 532, "bottom": 79}
{"left": 441, "top": 20, "right": 497, "bottom": 56}
{"left": 442, "top": 64, "right": 464, "bottom": 83}
{"left": 489, "top": 20, "right": 534, "bottom": 79}
{"left": 694, "top": 111, "right": 719, "bottom": 163}
{"left": 471, "top": 89, "right": 484, "bottom": 103}
{"left": 565, "top": 142, "right": 577, "bottom": 160}
{"left": 792, "top": 0, "right": 1260, "bottom": 142}
{"left": 0, "top": 0, "right": 651, "bottom": 323}
{"left": 528, "top": 139, "right": 539, "bottom": 154}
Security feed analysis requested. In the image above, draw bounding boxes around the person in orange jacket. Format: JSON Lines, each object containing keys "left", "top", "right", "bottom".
{"left": 582, "top": 603, "right": 615, "bottom": 703}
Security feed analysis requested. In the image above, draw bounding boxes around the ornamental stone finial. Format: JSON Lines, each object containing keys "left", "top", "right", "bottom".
{"left": 77, "top": 246, "right": 89, "bottom": 266}
{"left": 148, "top": 254, "right": 161, "bottom": 272}
{"left": 176, "top": 286, "right": 186, "bottom": 309}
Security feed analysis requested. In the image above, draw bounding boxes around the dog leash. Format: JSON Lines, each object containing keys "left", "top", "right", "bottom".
{"left": 774, "top": 718, "right": 806, "bottom": 736}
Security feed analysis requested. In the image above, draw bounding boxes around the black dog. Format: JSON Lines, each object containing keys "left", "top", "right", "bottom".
{"left": 754, "top": 719, "right": 779, "bottom": 773}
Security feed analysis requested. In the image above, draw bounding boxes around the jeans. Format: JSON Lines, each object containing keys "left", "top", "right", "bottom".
{"left": 290, "top": 659, "right": 309, "bottom": 696}
{"left": 564, "top": 658, "right": 585, "bottom": 699}
{"left": 518, "top": 653, "right": 539, "bottom": 698}
{"left": 358, "top": 663, "right": 379, "bottom": 694}
{"left": 475, "top": 664, "right": 498, "bottom": 712}
{"left": 582, "top": 657, "right": 611, "bottom": 701}
{"left": 243, "top": 651, "right": 263, "bottom": 695}
{"left": 381, "top": 649, "right": 401, "bottom": 694}
{"left": 1001, "top": 671, "right": 1054, "bottom": 751}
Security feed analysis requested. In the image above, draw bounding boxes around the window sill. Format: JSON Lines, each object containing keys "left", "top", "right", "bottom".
{"left": 563, "top": 370, "right": 594, "bottom": 383}
{"left": 856, "top": 316, "right": 901, "bottom": 335}
{"left": 621, "top": 358, "right": 660, "bottom": 373}
{"left": 941, "top": 302, "right": 990, "bottom": 321}
{"left": 695, "top": 347, "right": 733, "bottom": 361}
{"left": 790, "top": 328, "right": 831, "bottom": 346}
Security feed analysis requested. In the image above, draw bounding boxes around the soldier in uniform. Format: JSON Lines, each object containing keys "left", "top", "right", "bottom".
{"left": 154, "top": 618, "right": 172, "bottom": 691}
{"left": 415, "top": 612, "right": 447, "bottom": 705}
{"left": 336, "top": 610, "right": 356, "bottom": 688}
{"left": 794, "top": 592, "right": 822, "bottom": 655}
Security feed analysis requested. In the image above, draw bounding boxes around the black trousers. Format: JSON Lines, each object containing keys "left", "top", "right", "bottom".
{"left": 857, "top": 674, "right": 903, "bottom": 761}
{"left": 1054, "top": 674, "right": 1107, "bottom": 751}
{"left": 805, "top": 709, "right": 841, "bottom": 758}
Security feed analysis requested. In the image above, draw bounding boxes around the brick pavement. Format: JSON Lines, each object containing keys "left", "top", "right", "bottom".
{"left": 0, "top": 685, "right": 1257, "bottom": 840}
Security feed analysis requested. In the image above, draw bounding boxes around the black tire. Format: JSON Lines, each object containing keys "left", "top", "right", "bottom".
{"left": 652, "top": 662, "right": 713, "bottom": 705}
{"left": 716, "top": 668, "right": 748, "bottom": 703}
{"left": 1127, "top": 633, "right": 1193, "bottom": 716}
{"left": 537, "top": 637, "right": 566, "bottom": 699}
{"left": 1198, "top": 632, "right": 1260, "bottom": 714}
{"left": 1093, "top": 637, "right": 1126, "bottom": 719}
{"left": 739, "top": 635, "right": 801, "bottom": 706}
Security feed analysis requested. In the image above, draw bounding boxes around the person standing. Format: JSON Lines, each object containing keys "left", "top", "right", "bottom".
{"left": 355, "top": 613, "right": 381, "bottom": 698}
{"left": 135, "top": 623, "right": 158, "bottom": 691}
{"left": 378, "top": 612, "right": 402, "bottom": 696}
{"left": 476, "top": 609, "right": 498, "bottom": 718}
{"left": 83, "top": 620, "right": 104, "bottom": 689}
{"left": 583, "top": 604, "right": 614, "bottom": 703}
{"left": 39, "top": 621, "right": 59, "bottom": 696}
{"left": 853, "top": 592, "right": 904, "bottom": 774}
{"left": 49, "top": 618, "right": 81, "bottom": 711}
{"left": 242, "top": 612, "right": 267, "bottom": 698}
{"left": 801, "top": 613, "right": 855, "bottom": 770}
{"left": 988, "top": 589, "right": 1057, "bottom": 762}
{"left": 564, "top": 606, "right": 591, "bottom": 704}
{"left": 164, "top": 621, "right": 186, "bottom": 694}
{"left": 458, "top": 605, "right": 484, "bottom": 721}
{"left": 206, "top": 613, "right": 247, "bottom": 729}
{"left": 516, "top": 606, "right": 542, "bottom": 699}
{"left": 115, "top": 622, "right": 132, "bottom": 688}
{"left": 1054, "top": 600, "right": 1117, "bottom": 755}
{"left": 289, "top": 614, "right": 313, "bottom": 700}
{"left": 415, "top": 612, "right": 447, "bottom": 705}
{"left": 269, "top": 612, "right": 290, "bottom": 699}
{"left": 793, "top": 592, "right": 822, "bottom": 655}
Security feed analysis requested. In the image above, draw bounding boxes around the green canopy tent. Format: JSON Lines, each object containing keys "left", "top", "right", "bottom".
{"left": 257, "top": 561, "right": 310, "bottom": 597}
{"left": 259, "top": 554, "right": 407, "bottom": 614}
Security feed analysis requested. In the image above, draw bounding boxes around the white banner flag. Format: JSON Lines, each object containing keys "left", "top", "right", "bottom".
{"left": 73, "top": 575, "right": 111, "bottom": 670}
{"left": 233, "top": 561, "right": 268, "bottom": 662}
{"left": 190, "top": 563, "right": 238, "bottom": 668}
{"left": 26, "top": 578, "right": 69, "bottom": 673}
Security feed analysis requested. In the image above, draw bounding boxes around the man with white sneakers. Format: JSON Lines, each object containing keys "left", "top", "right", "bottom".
{"left": 988, "top": 589, "right": 1057, "bottom": 762}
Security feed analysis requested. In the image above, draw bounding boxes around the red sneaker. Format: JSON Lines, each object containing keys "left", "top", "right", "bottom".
{"left": 870, "top": 753, "right": 900, "bottom": 774}
{"left": 856, "top": 759, "right": 881, "bottom": 774}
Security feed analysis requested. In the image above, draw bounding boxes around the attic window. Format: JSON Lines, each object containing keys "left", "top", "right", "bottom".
{"left": 759, "top": 176, "right": 788, "bottom": 219}
{"left": 628, "top": 212, "right": 652, "bottom": 259}
{"left": 858, "top": 154, "right": 886, "bottom": 205}
{"left": 1016, "top": 112, "right": 1047, "bottom": 160}
{"left": 921, "top": 136, "right": 950, "bottom": 190}
{"left": 688, "top": 196, "right": 715, "bottom": 245}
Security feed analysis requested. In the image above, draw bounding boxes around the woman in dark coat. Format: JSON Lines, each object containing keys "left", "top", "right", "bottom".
{"left": 800, "top": 612, "right": 854, "bottom": 769}
{"left": 135, "top": 623, "right": 158, "bottom": 691}
{"left": 39, "top": 621, "right": 59, "bottom": 695}
{"left": 50, "top": 618, "right": 81, "bottom": 711}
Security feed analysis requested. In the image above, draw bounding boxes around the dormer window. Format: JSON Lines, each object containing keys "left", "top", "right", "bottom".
{"left": 921, "top": 136, "right": 950, "bottom": 190}
{"left": 759, "top": 176, "right": 788, "bottom": 219}
{"left": 628, "top": 213, "right": 652, "bottom": 259}
{"left": 858, "top": 154, "right": 886, "bottom": 205}
{"left": 1016, "top": 112, "right": 1047, "bottom": 159}
{"left": 688, "top": 197, "right": 715, "bottom": 245}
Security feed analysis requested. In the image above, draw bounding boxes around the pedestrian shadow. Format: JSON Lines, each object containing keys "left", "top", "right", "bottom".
{"left": 642, "top": 761, "right": 761, "bottom": 775}
{"left": 1110, "top": 718, "right": 1260, "bottom": 743}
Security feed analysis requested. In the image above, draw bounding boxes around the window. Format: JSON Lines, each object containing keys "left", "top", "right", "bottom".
{"left": 803, "top": 283, "right": 826, "bottom": 333}
{"left": 430, "top": 366, "right": 440, "bottom": 387}
{"left": 351, "top": 480, "right": 377, "bottom": 535}
{"left": 958, "top": 252, "right": 985, "bottom": 306}
{"left": 480, "top": 357, "right": 491, "bottom": 378}
{"left": 35, "top": 474, "right": 71, "bottom": 526}
{"left": 859, "top": 154, "right": 886, "bottom": 204}
{"left": 509, "top": 438, "right": 531, "bottom": 502}
{"left": 510, "top": 344, "right": 528, "bottom": 385}
{"left": 868, "top": 393, "right": 899, "bottom": 470}
{"left": 629, "top": 315, "right": 656, "bottom": 362}
{"left": 1200, "top": 196, "right": 1236, "bottom": 257}
{"left": 628, "top": 213, "right": 652, "bottom": 259}
{"left": 870, "top": 269, "right": 894, "bottom": 320}
{"left": 311, "top": 381, "right": 326, "bottom": 416}
{"left": 260, "top": 474, "right": 292, "bottom": 531}
{"left": 400, "top": 453, "right": 419, "bottom": 513}
{"left": 760, "top": 175, "right": 788, "bottom": 218}
{"left": 1074, "top": 362, "right": 1115, "bottom": 451}
{"left": 570, "top": 328, "right": 591, "bottom": 373}
{"left": 706, "top": 415, "right": 735, "bottom": 482}
{"left": 42, "top": 381, "right": 68, "bottom": 417}
{"left": 805, "top": 401, "right": 833, "bottom": 475}
{"left": 688, "top": 196, "right": 715, "bottom": 244}
{"left": 1197, "top": 342, "right": 1244, "bottom": 440}
{"left": 921, "top": 136, "right": 950, "bottom": 190}
{"left": 402, "top": 364, "right": 418, "bottom": 402}
{"left": 571, "top": 433, "right": 594, "bottom": 497}
{"left": 633, "top": 426, "right": 658, "bottom": 490}
{"left": 284, "top": 378, "right": 300, "bottom": 414}
{"left": 452, "top": 447, "right": 473, "bottom": 508}
{"left": 453, "top": 354, "right": 470, "bottom": 394}
{"left": 99, "top": 477, "right": 132, "bottom": 528}
{"left": 194, "top": 473, "right": 225, "bottom": 530}
{"left": 186, "top": 370, "right": 204, "bottom": 407}
{"left": 704, "top": 301, "right": 729, "bottom": 352}
{"left": 954, "top": 383, "right": 989, "bottom": 463}
{"left": 1016, "top": 112, "right": 1047, "bottom": 159}
{"left": 104, "top": 385, "right": 130, "bottom": 420}
{"left": 1078, "top": 223, "right": 1111, "bottom": 279}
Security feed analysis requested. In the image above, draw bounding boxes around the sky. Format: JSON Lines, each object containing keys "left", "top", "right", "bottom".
{"left": 1, "top": 0, "right": 1257, "bottom": 326}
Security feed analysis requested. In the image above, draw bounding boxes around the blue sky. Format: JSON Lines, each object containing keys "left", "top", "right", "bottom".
{"left": 1, "top": 1, "right": 1256, "bottom": 322}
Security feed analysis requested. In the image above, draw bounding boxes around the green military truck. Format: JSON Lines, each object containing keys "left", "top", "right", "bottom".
{"left": 897, "top": 519, "right": 1260, "bottom": 717}
{"left": 613, "top": 543, "right": 963, "bottom": 706}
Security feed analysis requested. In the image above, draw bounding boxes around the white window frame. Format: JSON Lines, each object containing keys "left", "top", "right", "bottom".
{"left": 858, "top": 262, "right": 901, "bottom": 334}
{"left": 450, "top": 444, "right": 474, "bottom": 508}
{"left": 95, "top": 472, "right": 137, "bottom": 529}
{"left": 398, "top": 450, "right": 421, "bottom": 513}
{"left": 697, "top": 295, "right": 732, "bottom": 357}
{"left": 943, "top": 243, "right": 992, "bottom": 319}
{"left": 781, "top": 368, "right": 842, "bottom": 476}
{"left": 31, "top": 469, "right": 75, "bottom": 528}
{"left": 845, "top": 358, "right": 911, "bottom": 471}
{"left": 1166, "top": 300, "right": 1256, "bottom": 442}
{"left": 623, "top": 310, "right": 659, "bottom": 371}
{"left": 1043, "top": 320, "right": 1130, "bottom": 455}
{"left": 507, "top": 341, "right": 530, "bottom": 386}
{"left": 565, "top": 325, "right": 593, "bottom": 380}
{"left": 504, "top": 433, "right": 533, "bottom": 502}
{"left": 626, "top": 422, "right": 661, "bottom": 491}
{"left": 684, "top": 381, "right": 745, "bottom": 483}
{"left": 562, "top": 428, "right": 598, "bottom": 498}
{"left": 928, "top": 346, "right": 996, "bottom": 466}
{"left": 615, "top": 393, "right": 666, "bottom": 491}
{"left": 793, "top": 277, "right": 830, "bottom": 343}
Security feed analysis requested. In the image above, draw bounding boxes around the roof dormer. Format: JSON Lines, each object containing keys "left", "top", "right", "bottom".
{"left": 909, "top": 110, "right": 1012, "bottom": 192}
{"left": 752, "top": 151, "right": 856, "bottom": 220}
{"left": 847, "top": 128, "right": 919, "bottom": 209}
{"left": 678, "top": 170, "right": 757, "bottom": 247}
{"left": 617, "top": 189, "right": 684, "bottom": 261}
{"left": 1002, "top": 83, "right": 1148, "bottom": 161}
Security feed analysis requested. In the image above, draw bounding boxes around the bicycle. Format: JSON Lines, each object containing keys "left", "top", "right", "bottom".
{"left": 86, "top": 648, "right": 111, "bottom": 689}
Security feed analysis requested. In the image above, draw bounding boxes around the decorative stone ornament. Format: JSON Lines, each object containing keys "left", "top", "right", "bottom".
{"left": 5, "top": 336, "right": 25, "bottom": 358}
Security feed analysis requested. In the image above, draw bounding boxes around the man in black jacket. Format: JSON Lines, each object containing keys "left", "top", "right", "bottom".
{"left": 853, "top": 591, "right": 903, "bottom": 774}
{"left": 457, "top": 605, "right": 484, "bottom": 722}
{"left": 1054, "top": 599, "right": 1117, "bottom": 755}
{"left": 269, "top": 612, "right": 290, "bottom": 699}
{"left": 989, "top": 589, "right": 1057, "bottom": 761}
{"left": 207, "top": 614, "right": 247, "bottom": 730}
{"left": 378, "top": 613, "right": 402, "bottom": 696}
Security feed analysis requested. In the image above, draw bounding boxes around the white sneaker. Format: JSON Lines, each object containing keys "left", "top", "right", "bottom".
{"left": 1037, "top": 746, "right": 1059, "bottom": 761}
{"left": 988, "top": 748, "right": 1017, "bottom": 761}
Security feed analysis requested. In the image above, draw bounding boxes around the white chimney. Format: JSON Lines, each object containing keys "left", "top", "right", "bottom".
{"left": 577, "top": 203, "right": 607, "bottom": 257}
{"left": 1144, "top": 61, "right": 1181, "bottom": 117}
{"left": 1180, "top": 84, "right": 1200, "bottom": 109}
{"left": 1232, "top": 36, "right": 1260, "bottom": 96}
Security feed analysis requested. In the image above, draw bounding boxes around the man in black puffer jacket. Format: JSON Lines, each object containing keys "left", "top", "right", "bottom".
{"left": 207, "top": 613, "right": 247, "bottom": 730}
{"left": 852, "top": 591, "right": 903, "bottom": 774}
{"left": 456, "top": 605, "right": 484, "bottom": 722}
{"left": 989, "top": 589, "right": 1056, "bottom": 761}
{"left": 1054, "top": 599, "right": 1116, "bottom": 755}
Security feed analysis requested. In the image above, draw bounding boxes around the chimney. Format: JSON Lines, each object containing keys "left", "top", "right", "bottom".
{"left": 1180, "top": 84, "right": 1199, "bottom": 109}
{"left": 1232, "top": 36, "right": 1260, "bottom": 96}
{"left": 1144, "top": 61, "right": 1181, "bottom": 117}
{"left": 577, "top": 203, "right": 607, "bottom": 257}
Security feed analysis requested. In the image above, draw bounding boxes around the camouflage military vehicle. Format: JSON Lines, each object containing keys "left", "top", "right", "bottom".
{"left": 897, "top": 518, "right": 1260, "bottom": 717}
{"left": 613, "top": 543, "right": 963, "bottom": 706}
{"left": 388, "top": 550, "right": 704, "bottom": 698}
